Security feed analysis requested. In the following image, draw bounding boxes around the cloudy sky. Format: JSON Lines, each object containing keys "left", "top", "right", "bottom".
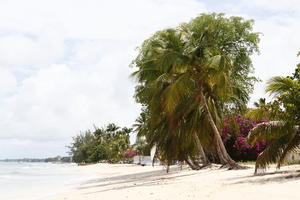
{"left": 0, "top": 0, "right": 299, "bottom": 158}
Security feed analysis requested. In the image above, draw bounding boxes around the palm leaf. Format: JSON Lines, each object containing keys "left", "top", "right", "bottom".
{"left": 245, "top": 108, "right": 269, "bottom": 121}
{"left": 266, "top": 76, "right": 298, "bottom": 96}
{"left": 161, "top": 73, "right": 193, "bottom": 114}
{"left": 255, "top": 134, "right": 292, "bottom": 173}
{"left": 247, "top": 121, "right": 295, "bottom": 145}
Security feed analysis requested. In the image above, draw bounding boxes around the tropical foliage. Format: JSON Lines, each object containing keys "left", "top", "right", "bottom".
{"left": 68, "top": 123, "right": 132, "bottom": 163}
{"left": 131, "top": 13, "right": 259, "bottom": 169}
{"left": 246, "top": 98, "right": 282, "bottom": 121}
{"left": 248, "top": 62, "right": 300, "bottom": 174}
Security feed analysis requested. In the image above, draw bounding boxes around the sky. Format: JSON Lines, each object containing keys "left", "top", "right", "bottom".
{"left": 0, "top": 0, "right": 299, "bottom": 159}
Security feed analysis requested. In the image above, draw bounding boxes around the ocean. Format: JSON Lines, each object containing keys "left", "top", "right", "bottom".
{"left": 0, "top": 162, "right": 91, "bottom": 200}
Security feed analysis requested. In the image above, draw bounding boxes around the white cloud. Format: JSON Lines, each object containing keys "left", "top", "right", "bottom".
{"left": 0, "top": 61, "right": 136, "bottom": 139}
{"left": 0, "top": 30, "right": 65, "bottom": 68}
{"left": 248, "top": 15, "right": 300, "bottom": 104}
{"left": 0, "top": 70, "right": 17, "bottom": 95}
{"left": 0, "top": 0, "right": 205, "bottom": 39}
{"left": 240, "top": 0, "right": 300, "bottom": 13}
{"left": 0, "top": 0, "right": 205, "bottom": 70}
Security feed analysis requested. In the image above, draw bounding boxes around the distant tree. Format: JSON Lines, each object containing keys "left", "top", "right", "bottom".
{"left": 254, "top": 98, "right": 266, "bottom": 108}
{"left": 132, "top": 109, "right": 152, "bottom": 156}
{"left": 68, "top": 130, "right": 95, "bottom": 163}
{"left": 60, "top": 157, "right": 72, "bottom": 163}
{"left": 246, "top": 98, "right": 282, "bottom": 121}
{"left": 133, "top": 136, "right": 151, "bottom": 156}
{"left": 68, "top": 124, "right": 132, "bottom": 163}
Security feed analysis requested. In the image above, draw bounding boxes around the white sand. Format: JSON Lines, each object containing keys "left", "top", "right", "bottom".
{"left": 49, "top": 163, "right": 300, "bottom": 200}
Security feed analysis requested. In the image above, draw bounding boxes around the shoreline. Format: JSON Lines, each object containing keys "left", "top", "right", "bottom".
{"left": 49, "top": 163, "right": 300, "bottom": 200}
{"left": 0, "top": 162, "right": 90, "bottom": 200}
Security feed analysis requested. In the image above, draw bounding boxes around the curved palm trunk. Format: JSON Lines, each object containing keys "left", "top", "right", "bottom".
{"left": 199, "top": 90, "right": 237, "bottom": 167}
{"left": 195, "top": 134, "right": 210, "bottom": 166}
{"left": 151, "top": 145, "right": 157, "bottom": 167}
{"left": 152, "top": 149, "right": 158, "bottom": 167}
{"left": 184, "top": 156, "right": 201, "bottom": 170}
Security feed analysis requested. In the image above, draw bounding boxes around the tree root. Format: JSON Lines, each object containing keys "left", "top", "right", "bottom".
{"left": 199, "top": 163, "right": 212, "bottom": 169}
{"left": 220, "top": 163, "right": 250, "bottom": 170}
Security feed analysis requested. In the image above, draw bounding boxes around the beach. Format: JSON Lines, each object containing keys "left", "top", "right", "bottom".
{"left": 49, "top": 163, "right": 300, "bottom": 200}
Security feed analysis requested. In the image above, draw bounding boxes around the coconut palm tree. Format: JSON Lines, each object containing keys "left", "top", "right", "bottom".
{"left": 132, "top": 13, "right": 259, "bottom": 168}
{"left": 132, "top": 28, "right": 230, "bottom": 167}
{"left": 246, "top": 98, "right": 282, "bottom": 121}
{"left": 253, "top": 98, "right": 266, "bottom": 108}
{"left": 248, "top": 66, "right": 300, "bottom": 174}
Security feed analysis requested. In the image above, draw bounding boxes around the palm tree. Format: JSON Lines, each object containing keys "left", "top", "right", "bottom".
{"left": 248, "top": 101, "right": 267, "bottom": 121}
{"left": 132, "top": 13, "right": 259, "bottom": 168}
{"left": 132, "top": 110, "right": 152, "bottom": 156}
{"left": 248, "top": 70, "right": 300, "bottom": 174}
{"left": 253, "top": 98, "right": 266, "bottom": 108}
{"left": 132, "top": 109, "right": 149, "bottom": 138}
{"left": 106, "top": 123, "right": 120, "bottom": 132}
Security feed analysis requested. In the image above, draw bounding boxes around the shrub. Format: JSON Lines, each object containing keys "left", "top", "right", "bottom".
{"left": 222, "top": 115, "right": 266, "bottom": 161}
{"left": 122, "top": 150, "right": 138, "bottom": 158}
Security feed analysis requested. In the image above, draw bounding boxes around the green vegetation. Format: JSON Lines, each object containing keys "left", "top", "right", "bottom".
{"left": 68, "top": 123, "right": 132, "bottom": 163}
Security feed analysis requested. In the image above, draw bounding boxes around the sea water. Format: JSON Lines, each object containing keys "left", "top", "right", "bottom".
{"left": 0, "top": 162, "right": 91, "bottom": 200}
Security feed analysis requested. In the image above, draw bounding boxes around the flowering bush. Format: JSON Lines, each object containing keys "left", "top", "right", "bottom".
{"left": 122, "top": 149, "right": 138, "bottom": 158}
{"left": 222, "top": 115, "right": 266, "bottom": 161}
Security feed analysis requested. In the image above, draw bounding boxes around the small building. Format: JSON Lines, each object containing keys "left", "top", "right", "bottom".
{"left": 133, "top": 155, "right": 152, "bottom": 165}
{"left": 133, "top": 146, "right": 159, "bottom": 166}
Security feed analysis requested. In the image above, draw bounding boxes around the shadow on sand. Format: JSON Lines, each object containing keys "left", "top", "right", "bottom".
{"left": 228, "top": 169, "right": 300, "bottom": 185}
{"left": 78, "top": 165, "right": 300, "bottom": 196}
{"left": 79, "top": 166, "right": 200, "bottom": 195}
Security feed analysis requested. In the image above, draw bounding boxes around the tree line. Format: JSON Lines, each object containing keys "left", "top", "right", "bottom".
{"left": 68, "top": 124, "right": 132, "bottom": 163}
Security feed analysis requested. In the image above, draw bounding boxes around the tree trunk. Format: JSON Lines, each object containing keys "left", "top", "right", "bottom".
{"left": 166, "top": 162, "right": 170, "bottom": 173}
{"left": 199, "top": 90, "right": 237, "bottom": 168}
{"left": 151, "top": 147, "right": 157, "bottom": 167}
{"left": 195, "top": 134, "right": 210, "bottom": 166}
{"left": 184, "top": 157, "right": 200, "bottom": 170}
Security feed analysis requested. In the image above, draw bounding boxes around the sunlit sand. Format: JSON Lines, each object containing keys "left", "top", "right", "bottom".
{"left": 50, "top": 163, "right": 300, "bottom": 200}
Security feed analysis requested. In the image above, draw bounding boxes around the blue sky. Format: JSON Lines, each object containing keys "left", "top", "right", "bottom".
{"left": 0, "top": 0, "right": 299, "bottom": 158}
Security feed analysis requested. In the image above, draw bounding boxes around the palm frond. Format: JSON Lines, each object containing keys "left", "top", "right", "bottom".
{"left": 255, "top": 134, "right": 292, "bottom": 173}
{"left": 161, "top": 73, "right": 193, "bottom": 114}
{"left": 245, "top": 108, "right": 269, "bottom": 121}
{"left": 266, "top": 76, "right": 298, "bottom": 96}
{"left": 248, "top": 121, "right": 296, "bottom": 145}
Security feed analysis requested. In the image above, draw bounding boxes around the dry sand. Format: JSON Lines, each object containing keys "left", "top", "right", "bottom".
{"left": 50, "top": 163, "right": 300, "bottom": 200}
